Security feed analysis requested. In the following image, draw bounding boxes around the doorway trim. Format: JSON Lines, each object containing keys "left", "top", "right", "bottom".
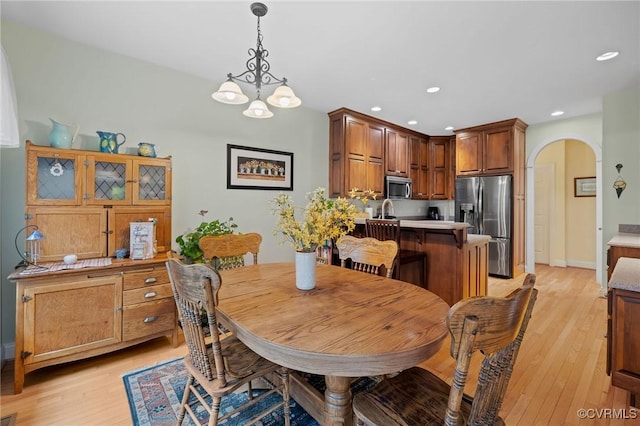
{"left": 526, "top": 136, "right": 603, "bottom": 289}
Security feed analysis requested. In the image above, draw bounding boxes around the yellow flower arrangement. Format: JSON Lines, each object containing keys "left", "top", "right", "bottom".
{"left": 348, "top": 187, "right": 378, "bottom": 206}
{"left": 271, "top": 188, "right": 357, "bottom": 253}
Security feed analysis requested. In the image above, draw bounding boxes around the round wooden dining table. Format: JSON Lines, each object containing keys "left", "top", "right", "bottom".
{"left": 217, "top": 262, "right": 449, "bottom": 426}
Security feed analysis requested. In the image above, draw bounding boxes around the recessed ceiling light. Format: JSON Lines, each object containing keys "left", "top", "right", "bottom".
{"left": 426, "top": 87, "right": 440, "bottom": 94}
{"left": 596, "top": 51, "right": 619, "bottom": 61}
{"left": 445, "top": 126, "right": 454, "bottom": 131}
{"left": 407, "top": 120, "right": 418, "bottom": 125}
{"left": 371, "top": 106, "right": 382, "bottom": 112}
{"left": 551, "top": 110, "right": 564, "bottom": 116}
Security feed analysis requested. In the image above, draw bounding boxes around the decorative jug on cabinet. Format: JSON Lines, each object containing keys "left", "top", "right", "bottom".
{"left": 137, "top": 142, "right": 157, "bottom": 158}
{"left": 96, "top": 131, "right": 126, "bottom": 154}
{"left": 49, "top": 119, "right": 79, "bottom": 149}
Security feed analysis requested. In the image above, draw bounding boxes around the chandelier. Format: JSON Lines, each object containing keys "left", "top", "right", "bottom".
{"left": 212, "top": 2, "right": 301, "bottom": 119}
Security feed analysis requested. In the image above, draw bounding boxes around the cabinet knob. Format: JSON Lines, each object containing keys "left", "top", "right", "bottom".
{"left": 143, "top": 316, "right": 157, "bottom": 323}
{"left": 144, "top": 277, "right": 157, "bottom": 284}
{"left": 144, "top": 291, "right": 157, "bottom": 299}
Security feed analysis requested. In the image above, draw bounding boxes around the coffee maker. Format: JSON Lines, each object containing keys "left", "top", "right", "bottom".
{"left": 427, "top": 206, "right": 440, "bottom": 220}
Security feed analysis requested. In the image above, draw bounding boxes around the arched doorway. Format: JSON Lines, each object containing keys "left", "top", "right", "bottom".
{"left": 526, "top": 137, "right": 604, "bottom": 291}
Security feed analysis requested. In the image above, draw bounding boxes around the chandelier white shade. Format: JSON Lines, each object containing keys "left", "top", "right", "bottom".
{"left": 267, "top": 83, "right": 301, "bottom": 108}
{"left": 211, "top": 79, "right": 249, "bottom": 105}
{"left": 211, "top": 3, "right": 300, "bottom": 118}
{"left": 243, "top": 98, "right": 274, "bottom": 119}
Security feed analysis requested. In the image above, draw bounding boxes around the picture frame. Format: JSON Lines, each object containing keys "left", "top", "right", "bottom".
{"left": 574, "top": 176, "right": 596, "bottom": 197}
{"left": 227, "top": 144, "right": 293, "bottom": 190}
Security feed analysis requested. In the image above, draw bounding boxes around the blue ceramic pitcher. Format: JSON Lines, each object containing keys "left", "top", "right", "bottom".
{"left": 97, "top": 131, "right": 126, "bottom": 154}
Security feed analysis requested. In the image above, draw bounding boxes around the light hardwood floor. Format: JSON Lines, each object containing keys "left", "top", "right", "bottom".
{"left": 1, "top": 264, "right": 637, "bottom": 425}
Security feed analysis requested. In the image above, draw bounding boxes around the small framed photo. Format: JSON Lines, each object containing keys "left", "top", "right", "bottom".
{"left": 574, "top": 176, "right": 596, "bottom": 197}
{"left": 227, "top": 144, "right": 293, "bottom": 190}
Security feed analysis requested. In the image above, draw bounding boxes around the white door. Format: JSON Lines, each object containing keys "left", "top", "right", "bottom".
{"left": 534, "top": 163, "right": 554, "bottom": 264}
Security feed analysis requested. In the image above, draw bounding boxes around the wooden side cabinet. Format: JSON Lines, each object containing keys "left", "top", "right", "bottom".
{"left": 607, "top": 256, "right": 640, "bottom": 407}
{"left": 609, "top": 287, "right": 640, "bottom": 407}
{"left": 10, "top": 257, "right": 178, "bottom": 394}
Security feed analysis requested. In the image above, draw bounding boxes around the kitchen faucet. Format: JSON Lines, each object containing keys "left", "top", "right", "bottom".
{"left": 381, "top": 198, "right": 395, "bottom": 219}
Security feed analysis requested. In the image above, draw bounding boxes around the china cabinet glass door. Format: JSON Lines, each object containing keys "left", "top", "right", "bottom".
{"left": 26, "top": 147, "right": 82, "bottom": 205}
{"left": 85, "top": 155, "right": 133, "bottom": 205}
{"left": 132, "top": 158, "right": 172, "bottom": 205}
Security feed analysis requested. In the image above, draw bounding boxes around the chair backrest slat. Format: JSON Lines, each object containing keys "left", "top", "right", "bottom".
{"left": 365, "top": 219, "right": 401, "bottom": 243}
{"left": 445, "top": 274, "right": 537, "bottom": 425}
{"left": 336, "top": 235, "right": 398, "bottom": 278}
{"left": 166, "top": 258, "right": 227, "bottom": 386}
{"left": 199, "top": 233, "right": 262, "bottom": 270}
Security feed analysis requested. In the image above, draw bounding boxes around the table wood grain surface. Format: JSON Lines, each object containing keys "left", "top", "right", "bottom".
{"left": 217, "top": 262, "right": 449, "bottom": 425}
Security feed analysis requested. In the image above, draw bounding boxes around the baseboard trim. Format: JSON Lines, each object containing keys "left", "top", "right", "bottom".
{"left": 1, "top": 342, "right": 15, "bottom": 363}
{"left": 566, "top": 260, "right": 596, "bottom": 270}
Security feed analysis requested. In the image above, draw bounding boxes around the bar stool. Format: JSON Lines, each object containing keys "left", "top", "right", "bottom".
{"left": 365, "top": 219, "right": 427, "bottom": 286}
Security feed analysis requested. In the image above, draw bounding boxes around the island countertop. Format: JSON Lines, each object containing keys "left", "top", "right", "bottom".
{"left": 607, "top": 233, "right": 640, "bottom": 249}
{"left": 355, "top": 217, "right": 471, "bottom": 231}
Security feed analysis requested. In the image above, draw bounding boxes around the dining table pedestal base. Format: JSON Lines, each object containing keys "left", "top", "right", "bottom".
{"left": 324, "top": 375, "right": 353, "bottom": 425}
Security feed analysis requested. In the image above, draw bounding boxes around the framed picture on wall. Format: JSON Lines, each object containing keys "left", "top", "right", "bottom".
{"left": 227, "top": 144, "right": 294, "bottom": 190}
{"left": 574, "top": 176, "right": 596, "bottom": 197}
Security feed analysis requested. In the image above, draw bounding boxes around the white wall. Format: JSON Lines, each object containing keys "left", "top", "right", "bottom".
{"left": 0, "top": 21, "right": 329, "bottom": 358}
{"left": 602, "top": 89, "right": 640, "bottom": 248}
{"left": 526, "top": 87, "right": 640, "bottom": 288}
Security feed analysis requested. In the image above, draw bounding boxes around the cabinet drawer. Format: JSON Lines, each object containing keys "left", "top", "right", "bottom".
{"left": 123, "top": 299, "right": 175, "bottom": 341}
{"left": 123, "top": 283, "right": 173, "bottom": 306}
{"left": 123, "top": 267, "right": 169, "bottom": 290}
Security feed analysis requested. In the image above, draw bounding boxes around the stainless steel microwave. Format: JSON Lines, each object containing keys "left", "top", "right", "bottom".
{"left": 385, "top": 176, "right": 412, "bottom": 199}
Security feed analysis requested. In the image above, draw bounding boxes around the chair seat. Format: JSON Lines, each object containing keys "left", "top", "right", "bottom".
{"left": 187, "top": 335, "right": 283, "bottom": 394}
{"left": 352, "top": 366, "right": 505, "bottom": 426}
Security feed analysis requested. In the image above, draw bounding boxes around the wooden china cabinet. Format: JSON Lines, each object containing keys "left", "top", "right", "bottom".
{"left": 9, "top": 141, "right": 177, "bottom": 394}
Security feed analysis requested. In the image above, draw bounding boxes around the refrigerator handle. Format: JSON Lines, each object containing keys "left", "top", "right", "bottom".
{"left": 478, "top": 179, "right": 484, "bottom": 234}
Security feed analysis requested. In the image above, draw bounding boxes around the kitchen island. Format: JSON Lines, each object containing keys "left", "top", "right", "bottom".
{"left": 354, "top": 219, "right": 489, "bottom": 306}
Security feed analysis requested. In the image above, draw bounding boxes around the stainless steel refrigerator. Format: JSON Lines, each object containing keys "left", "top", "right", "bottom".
{"left": 455, "top": 175, "right": 513, "bottom": 278}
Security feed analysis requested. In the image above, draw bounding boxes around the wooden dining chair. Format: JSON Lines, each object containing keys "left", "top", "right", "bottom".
{"left": 166, "top": 258, "right": 291, "bottom": 426}
{"left": 365, "top": 218, "right": 426, "bottom": 285}
{"left": 336, "top": 235, "right": 399, "bottom": 278}
{"left": 353, "top": 274, "right": 538, "bottom": 426}
{"left": 199, "top": 232, "right": 262, "bottom": 270}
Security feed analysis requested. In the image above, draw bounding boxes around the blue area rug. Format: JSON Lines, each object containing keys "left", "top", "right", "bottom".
{"left": 123, "top": 357, "right": 317, "bottom": 426}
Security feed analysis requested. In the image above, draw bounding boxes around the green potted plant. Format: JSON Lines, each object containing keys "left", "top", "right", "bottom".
{"left": 175, "top": 217, "right": 238, "bottom": 263}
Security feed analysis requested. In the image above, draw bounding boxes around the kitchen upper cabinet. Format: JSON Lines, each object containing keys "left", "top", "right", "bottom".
{"left": 329, "top": 109, "right": 385, "bottom": 198}
{"left": 385, "top": 128, "right": 409, "bottom": 177}
{"left": 455, "top": 118, "right": 527, "bottom": 176}
{"left": 410, "top": 136, "right": 429, "bottom": 199}
{"left": 429, "top": 136, "right": 452, "bottom": 200}
{"left": 410, "top": 135, "right": 453, "bottom": 200}
{"left": 329, "top": 108, "right": 430, "bottom": 198}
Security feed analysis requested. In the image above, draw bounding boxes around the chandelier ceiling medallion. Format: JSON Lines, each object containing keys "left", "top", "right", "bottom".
{"left": 212, "top": 2, "right": 301, "bottom": 119}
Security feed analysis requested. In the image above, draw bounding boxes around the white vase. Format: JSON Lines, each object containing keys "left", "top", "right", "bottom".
{"left": 295, "top": 251, "right": 316, "bottom": 290}
{"left": 364, "top": 207, "right": 374, "bottom": 219}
